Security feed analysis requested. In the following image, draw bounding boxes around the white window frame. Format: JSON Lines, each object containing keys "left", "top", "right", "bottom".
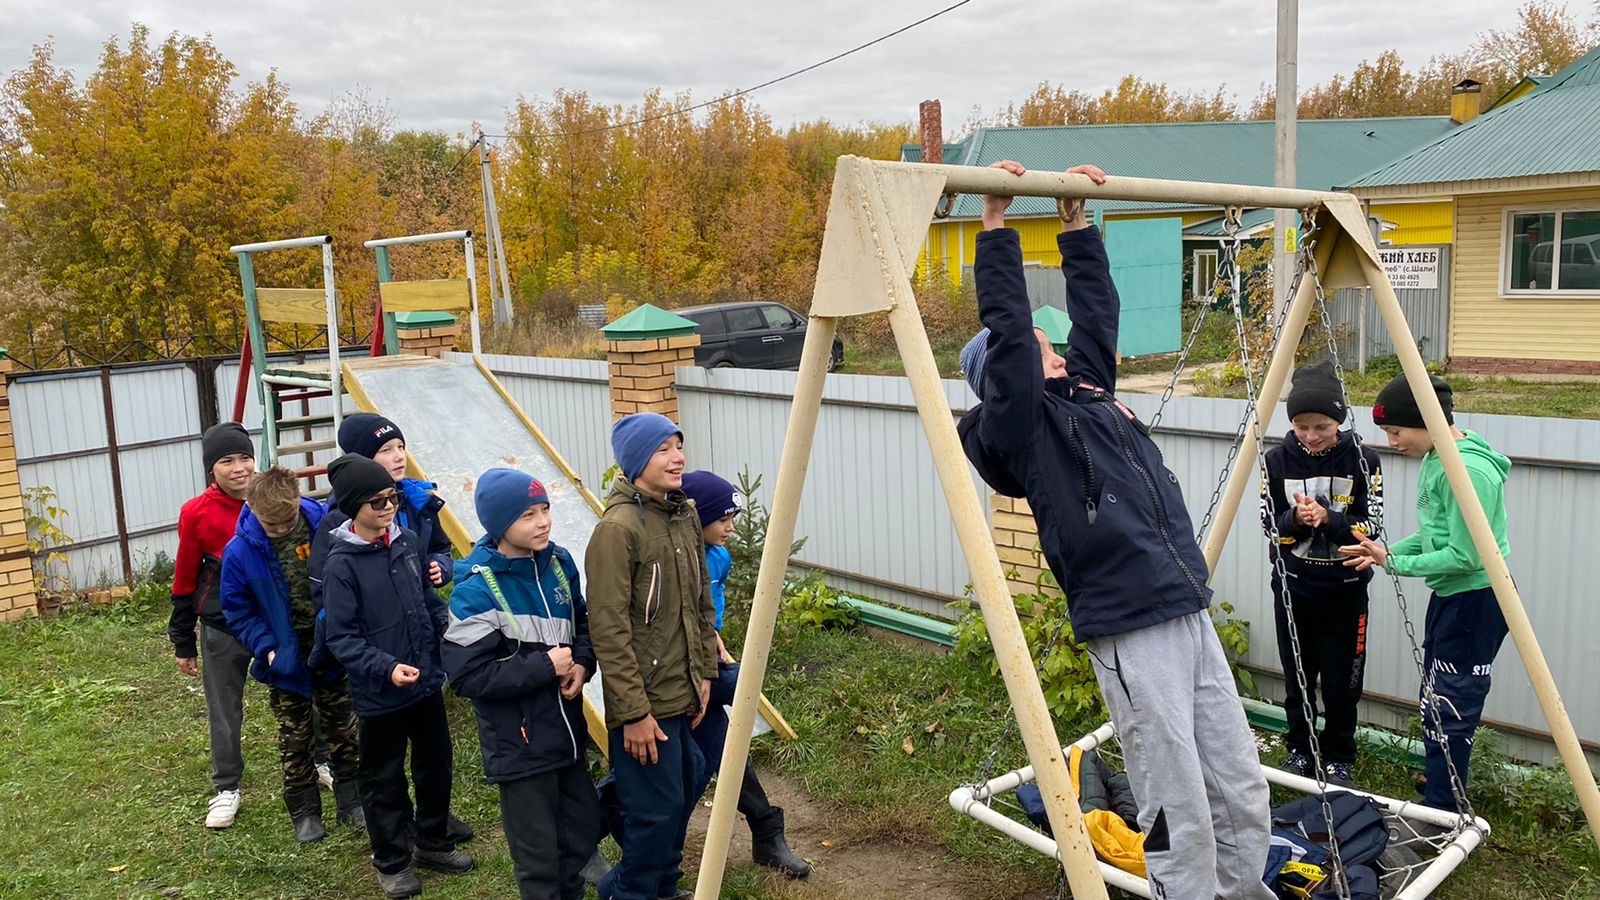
{"left": 1191, "top": 248, "right": 1219, "bottom": 300}
{"left": 1500, "top": 204, "right": 1600, "bottom": 298}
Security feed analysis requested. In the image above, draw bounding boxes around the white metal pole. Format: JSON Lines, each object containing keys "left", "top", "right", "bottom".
{"left": 321, "top": 240, "right": 343, "bottom": 431}
{"left": 477, "top": 134, "right": 503, "bottom": 324}
{"left": 481, "top": 136, "right": 515, "bottom": 324}
{"left": 1273, "top": 0, "right": 1299, "bottom": 316}
{"left": 463, "top": 234, "right": 483, "bottom": 356}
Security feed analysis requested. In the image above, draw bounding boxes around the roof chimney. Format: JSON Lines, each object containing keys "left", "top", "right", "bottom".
{"left": 919, "top": 100, "right": 943, "bottom": 164}
{"left": 1450, "top": 79, "right": 1483, "bottom": 125}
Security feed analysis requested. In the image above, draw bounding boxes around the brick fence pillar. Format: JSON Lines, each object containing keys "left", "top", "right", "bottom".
{"left": 0, "top": 351, "right": 38, "bottom": 621}
{"left": 601, "top": 304, "right": 701, "bottom": 422}
{"left": 990, "top": 493, "right": 1057, "bottom": 596}
{"left": 395, "top": 312, "right": 460, "bottom": 358}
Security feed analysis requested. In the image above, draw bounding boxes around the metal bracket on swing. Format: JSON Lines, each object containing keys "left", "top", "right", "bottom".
{"left": 1222, "top": 205, "right": 1245, "bottom": 236}
{"left": 933, "top": 191, "right": 959, "bottom": 219}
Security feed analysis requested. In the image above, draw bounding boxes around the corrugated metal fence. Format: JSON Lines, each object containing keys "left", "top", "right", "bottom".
{"left": 14, "top": 352, "right": 1598, "bottom": 763}
{"left": 1324, "top": 245, "right": 1452, "bottom": 367}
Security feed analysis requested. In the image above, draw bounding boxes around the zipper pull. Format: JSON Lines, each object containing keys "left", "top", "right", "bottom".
{"left": 1085, "top": 500, "right": 1098, "bottom": 525}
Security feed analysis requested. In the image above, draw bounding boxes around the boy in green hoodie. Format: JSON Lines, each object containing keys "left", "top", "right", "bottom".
{"left": 1340, "top": 373, "right": 1511, "bottom": 812}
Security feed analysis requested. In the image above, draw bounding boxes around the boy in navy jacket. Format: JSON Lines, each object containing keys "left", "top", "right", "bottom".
{"left": 1261, "top": 361, "right": 1382, "bottom": 787}
{"left": 321, "top": 454, "right": 472, "bottom": 899}
{"left": 957, "top": 161, "right": 1275, "bottom": 900}
{"left": 443, "top": 469, "right": 601, "bottom": 900}
{"left": 221, "top": 467, "right": 362, "bottom": 842}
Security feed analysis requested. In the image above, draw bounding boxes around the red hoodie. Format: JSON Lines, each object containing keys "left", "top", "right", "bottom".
{"left": 168, "top": 483, "right": 245, "bottom": 657}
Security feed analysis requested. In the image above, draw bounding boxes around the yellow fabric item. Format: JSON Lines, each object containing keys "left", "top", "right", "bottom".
{"left": 1084, "top": 808, "right": 1146, "bottom": 877}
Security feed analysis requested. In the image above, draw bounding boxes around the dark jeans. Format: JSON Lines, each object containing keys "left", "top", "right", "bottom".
{"left": 1419, "top": 587, "right": 1509, "bottom": 811}
{"left": 356, "top": 690, "right": 456, "bottom": 874}
{"left": 200, "top": 623, "right": 252, "bottom": 792}
{"left": 1273, "top": 583, "right": 1369, "bottom": 765}
{"left": 501, "top": 763, "right": 604, "bottom": 900}
{"left": 690, "top": 661, "right": 778, "bottom": 827}
{"left": 598, "top": 715, "right": 703, "bottom": 900}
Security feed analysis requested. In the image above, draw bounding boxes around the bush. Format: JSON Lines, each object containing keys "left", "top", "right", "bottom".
{"left": 778, "top": 569, "right": 861, "bottom": 632}
{"left": 724, "top": 467, "right": 806, "bottom": 607}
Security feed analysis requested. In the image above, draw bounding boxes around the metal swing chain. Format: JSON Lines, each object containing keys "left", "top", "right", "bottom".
{"left": 1303, "top": 245, "right": 1481, "bottom": 833}
{"left": 1240, "top": 214, "right": 1352, "bottom": 900}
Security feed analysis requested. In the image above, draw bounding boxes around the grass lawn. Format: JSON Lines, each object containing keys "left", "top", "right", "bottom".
{"left": 3, "top": 584, "right": 1597, "bottom": 899}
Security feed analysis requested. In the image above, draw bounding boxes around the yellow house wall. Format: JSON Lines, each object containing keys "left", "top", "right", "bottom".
{"left": 1452, "top": 185, "right": 1600, "bottom": 361}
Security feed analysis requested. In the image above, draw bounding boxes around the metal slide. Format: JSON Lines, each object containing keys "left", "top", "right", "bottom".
{"left": 339, "top": 354, "right": 790, "bottom": 748}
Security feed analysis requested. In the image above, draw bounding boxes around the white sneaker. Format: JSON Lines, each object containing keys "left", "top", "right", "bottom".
{"left": 317, "top": 763, "right": 334, "bottom": 790}
{"left": 206, "top": 789, "right": 241, "bottom": 829}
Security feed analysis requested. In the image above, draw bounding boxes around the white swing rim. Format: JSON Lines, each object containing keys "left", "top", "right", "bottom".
{"left": 949, "top": 720, "right": 1489, "bottom": 900}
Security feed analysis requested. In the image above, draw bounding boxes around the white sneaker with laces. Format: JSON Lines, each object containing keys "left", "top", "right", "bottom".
{"left": 317, "top": 763, "right": 334, "bottom": 790}
{"left": 206, "top": 789, "right": 241, "bottom": 829}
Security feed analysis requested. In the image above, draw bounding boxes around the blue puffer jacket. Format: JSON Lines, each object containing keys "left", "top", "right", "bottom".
{"left": 321, "top": 521, "right": 449, "bottom": 716}
{"left": 220, "top": 498, "right": 331, "bottom": 697}
{"left": 443, "top": 537, "right": 596, "bottom": 783}
{"left": 958, "top": 228, "right": 1209, "bottom": 641}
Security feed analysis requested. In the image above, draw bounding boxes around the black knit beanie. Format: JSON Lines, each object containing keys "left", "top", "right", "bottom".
{"left": 202, "top": 422, "right": 255, "bottom": 472}
{"left": 1287, "top": 360, "right": 1347, "bottom": 424}
{"left": 1372, "top": 372, "right": 1454, "bottom": 429}
{"left": 338, "top": 412, "right": 404, "bottom": 460}
{"left": 328, "top": 454, "right": 396, "bottom": 520}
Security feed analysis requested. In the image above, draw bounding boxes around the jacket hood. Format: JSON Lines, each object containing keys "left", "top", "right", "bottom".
{"left": 604, "top": 474, "right": 692, "bottom": 516}
{"left": 329, "top": 519, "right": 403, "bottom": 551}
{"left": 1453, "top": 429, "right": 1512, "bottom": 478}
{"left": 455, "top": 536, "right": 559, "bottom": 584}
{"left": 397, "top": 477, "right": 443, "bottom": 514}
{"left": 237, "top": 497, "right": 325, "bottom": 551}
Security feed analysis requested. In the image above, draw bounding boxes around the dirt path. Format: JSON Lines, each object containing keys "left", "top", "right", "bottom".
{"left": 682, "top": 772, "right": 1053, "bottom": 900}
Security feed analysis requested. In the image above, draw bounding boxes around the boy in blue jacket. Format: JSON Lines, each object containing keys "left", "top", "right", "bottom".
{"left": 957, "top": 161, "right": 1275, "bottom": 900}
{"left": 679, "top": 470, "right": 808, "bottom": 878}
{"left": 221, "top": 467, "right": 363, "bottom": 842}
{"left": 321, "top": 454, "right": 472, "bottom": 899}
{"left": 443, "top": 469, "right": 601, "bottom": 900}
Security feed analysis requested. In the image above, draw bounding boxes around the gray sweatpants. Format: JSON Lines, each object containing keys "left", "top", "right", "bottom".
{"left": 201, "top": 623, "right": 252, "bottom": 792}
{"left": 1086, "top": 612, "right": 1276, "bottom": 900}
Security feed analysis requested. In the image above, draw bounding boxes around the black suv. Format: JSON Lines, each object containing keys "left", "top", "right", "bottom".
{"left": 676, "top": 302, "right": 844, "bottom": 371}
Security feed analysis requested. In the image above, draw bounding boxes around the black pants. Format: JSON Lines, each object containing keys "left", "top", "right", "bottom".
{"left": 690, "top": 661, "right": 777, "bottom": 827}
{"left": 501, "top": 762, "right": 604, "bottom": 900}
{"left": 1274, "top": 583, "right": 1369, "bottom": 765}
{"left": 1420, "top": 587, "right": 1509, "bottom": 811}
{"left": 357, "top": 690, "right": 455, "bottom": 874}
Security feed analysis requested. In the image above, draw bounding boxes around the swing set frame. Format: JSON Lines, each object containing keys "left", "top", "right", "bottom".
{"left": 693, "top": 157, "right": 1600, "bottom": 900}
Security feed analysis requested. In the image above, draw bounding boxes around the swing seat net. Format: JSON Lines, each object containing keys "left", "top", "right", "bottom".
{"left": 950, "top": 720, "right": 1489, "bottom": 900}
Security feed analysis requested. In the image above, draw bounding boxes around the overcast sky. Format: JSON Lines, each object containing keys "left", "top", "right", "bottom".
{"left": 1, "top": 0, "right": 1546, "bottom": 138}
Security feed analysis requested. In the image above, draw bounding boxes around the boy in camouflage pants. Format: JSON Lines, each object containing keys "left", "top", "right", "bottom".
{"left": 222, "top": 468, "right": 363, "bottom": 841}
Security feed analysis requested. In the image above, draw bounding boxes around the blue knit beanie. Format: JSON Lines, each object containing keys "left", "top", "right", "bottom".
{"left": 611, "top": 413, "right": 684, "bottom": 482}
{"left": 339, "top": 412, "right": 404, "bottom": 460}
{"left": 681, "top": 471, "right": 744, "bottom": 529}
{"left": 960, "top": 329, "right": 991, "bottom": 396}
{"left": 475, "top": 468, "right": 549, "bottom": 541}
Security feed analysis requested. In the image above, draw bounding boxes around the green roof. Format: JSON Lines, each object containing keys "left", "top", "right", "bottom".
{"left": 602, "top": 303, "right": 699, "bottom": 339}
{"left": 900, "top": 142, "right": 968, "bottom": 163}
{"left": 1346, "top": 45, "right": 1600, "bottom": 189}
{"left": 902, "top": 117, "right": 1453, "bottom": 219}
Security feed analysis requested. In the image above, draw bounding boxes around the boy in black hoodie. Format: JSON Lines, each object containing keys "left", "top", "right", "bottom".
{"left": 957, "top": 161, "right": 1275, "bottom": 900}
{"left": 321, "top": 454, "right": 472, "bottom": 899}
{"left": 1260, "top": 361, "right": 1383, "bottom": 787}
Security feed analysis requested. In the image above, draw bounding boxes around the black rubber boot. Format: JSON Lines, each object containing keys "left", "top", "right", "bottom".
{"left": 334, "top": 780, "right": 365, "bottom": 829}
{"left": 286, "top": 787, "right": 327, "bottom": 844}
{"left": 580, "top": 849, "right": 612, "bottom": 887}
{"left": 749, "top": 808, "right": 809, "bottom": 878}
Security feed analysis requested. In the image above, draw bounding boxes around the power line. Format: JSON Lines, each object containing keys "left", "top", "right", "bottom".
{"left": 485, "top": 0, "right": 976, "bottom": 142}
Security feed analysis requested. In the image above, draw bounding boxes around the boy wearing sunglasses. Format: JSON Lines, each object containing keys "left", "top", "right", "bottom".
{"left": 321, "top": 454, "right": 471, "bottom": 899}
{"left": 586, "top": 413, "right": 719, "bottom": 900}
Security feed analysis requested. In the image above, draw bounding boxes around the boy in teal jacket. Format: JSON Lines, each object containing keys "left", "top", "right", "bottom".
{"left": 1341, "top": 373, "right": 1512, "bottom": 812}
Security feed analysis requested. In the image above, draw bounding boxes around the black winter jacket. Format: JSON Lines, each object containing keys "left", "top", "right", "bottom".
{"left": 959, "top": 227, "right": 1209, "bottom": 641}
{"left": 1260, "top": 430, "right": 1383, "bottom": 594}
{"left": 320, "top": 521, "right": 449, "bottom": 716}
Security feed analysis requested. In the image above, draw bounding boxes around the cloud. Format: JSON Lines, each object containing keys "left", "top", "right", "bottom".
{"left": 0, "top": 0, "right": 1540, "bottom": 137}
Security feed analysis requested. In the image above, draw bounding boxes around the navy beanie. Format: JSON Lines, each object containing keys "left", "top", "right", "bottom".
{"left": 475, "top": 468, "right": 549, "bottom": 541}
{"left": 610, "top": 413, "right": 683, "bottom": 482}
{"left": 202, "top": 422, "right": 255, "bottom": 472}
{"left": 338, "top": 412, "right": 404, "bottom": 460}
{"left": 681, "top": 471, "right": 744, "bottom": 529}
{"left": 328, "top": 454, "right": 395, "bottom": 520}
{"left": 960, "top": 329, "right": 991, "bottom": 396}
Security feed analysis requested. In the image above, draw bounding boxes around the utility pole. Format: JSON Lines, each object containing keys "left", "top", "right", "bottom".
{"left": 478, "top": 132, "right": 515, "bottom": 324}
{"left": 1274, "top": 0, "right": 1299, "bottom": 315}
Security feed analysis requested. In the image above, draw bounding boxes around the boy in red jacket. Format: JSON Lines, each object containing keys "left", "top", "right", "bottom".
{"left": 168, "top": 422, "right": 256, "bottom": 829}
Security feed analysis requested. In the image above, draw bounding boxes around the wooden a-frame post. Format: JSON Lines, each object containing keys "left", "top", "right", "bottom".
{"left": 695, "top": 160, "right": 1600, "bottom": 900}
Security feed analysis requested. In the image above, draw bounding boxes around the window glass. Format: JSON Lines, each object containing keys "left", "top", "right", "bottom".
{"left": 689, "top": 311, "right": 727, "bottom": 336}
{"left": 761, "top": 305, "right": 799, "bottom": 329}
{"left": 724, "top": 307, "right": 766, "bottom": 332}
{"left": 1508, "top": 212, "right": 1556, "bottom": 290}
{"left": 1558, "top": 211, "right": 1600, "bottom": 291}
